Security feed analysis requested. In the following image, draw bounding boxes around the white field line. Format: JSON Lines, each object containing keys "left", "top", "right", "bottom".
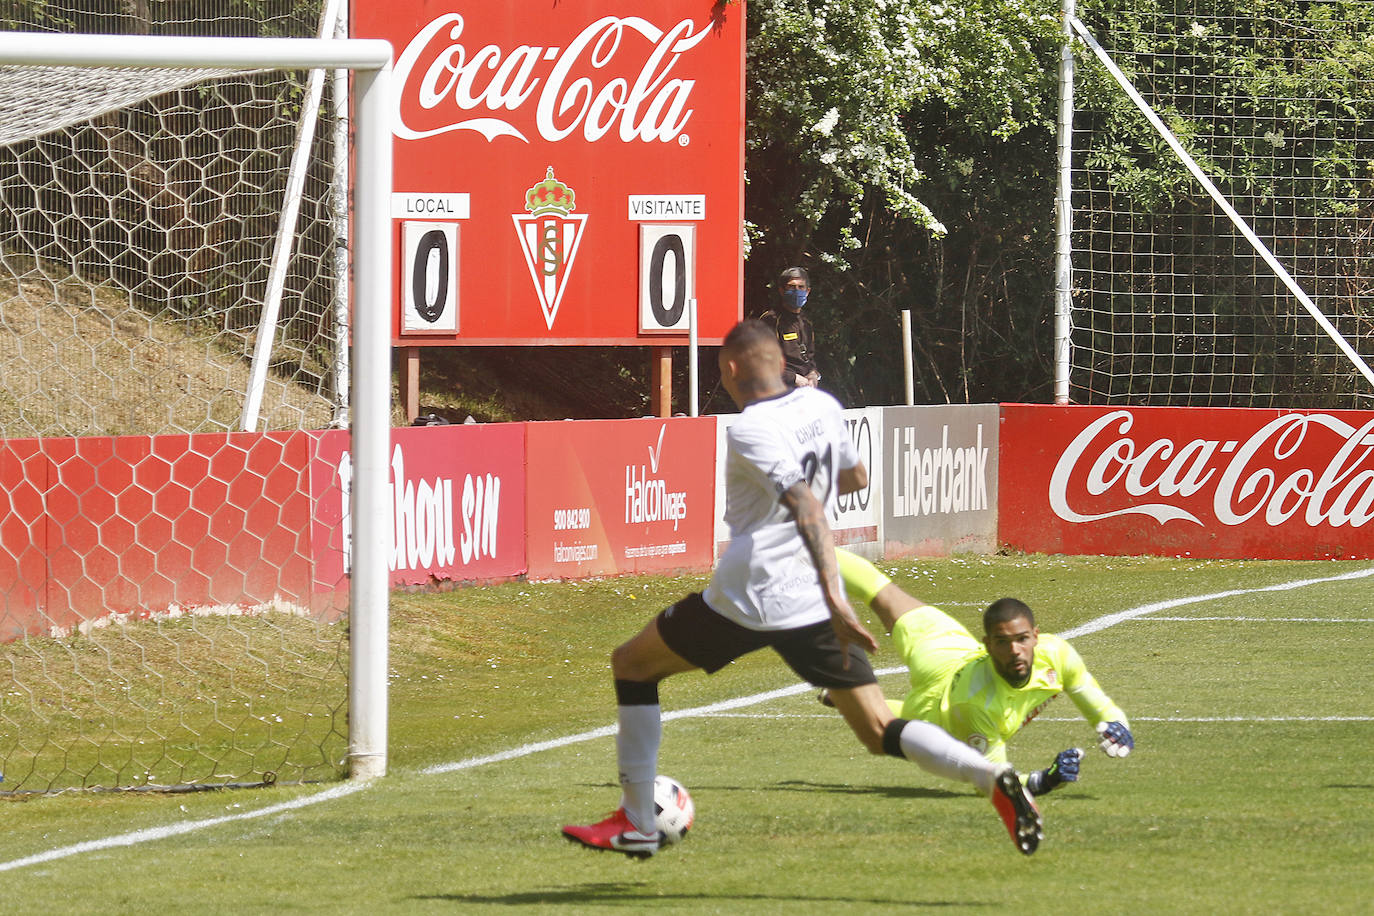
{"left": 5, "top": 563, "right": 1372, "bottom": 873}
{"left": 1137, "top": 616, "right": 1374, "bottom": 623}
{"left": 1057, "top": 565, "right": 1374, "bottom": 639}
{"left": 1095, "top": 716, "right": 1374, "bottom": 722}
{"left": 0, "top": 781, "right": 367, "bottom": 874}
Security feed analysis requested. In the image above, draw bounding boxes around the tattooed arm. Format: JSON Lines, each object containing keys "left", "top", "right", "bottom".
{"left": 780, "top": 480, "right": 879, "bottom": 658}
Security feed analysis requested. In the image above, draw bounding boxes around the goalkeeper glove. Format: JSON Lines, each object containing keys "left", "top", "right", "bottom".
{"left": 1027, "top": 747, "right": 1082, "bottom": 796}
{"left": 1096, "top": 720, "right": 1134, "bottom": 757}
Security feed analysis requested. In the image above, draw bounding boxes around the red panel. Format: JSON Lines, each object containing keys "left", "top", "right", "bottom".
{"left": 999, "top": 405, "right": 1374, "bottom": 560}
{"left": 24, "top": 432, "right": 317, "bottom": 632}
{"left": 0, "top": 439, "right": 49, "bottom": 640}
{"left": 308, "top": 423, "right": 528, "bottom": 589}
{"left": 41, "top": 436, "right": 103, "bottom": 634}
{"left": 352, "top": 0, "right": 745, "bottom": 345}
{"left": 525, "top": 417, "right": 715, "bottom": 578}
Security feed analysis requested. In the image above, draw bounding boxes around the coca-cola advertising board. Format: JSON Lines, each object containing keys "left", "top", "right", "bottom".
{"left": 352, "top": 0, "right": 745, "bottom": 345}
{"left": 525, "top": 417, "right": 715, "bottom": 578}
{"left": 999, "top": 405, "right": 1374, "bottom": 560}
{"left": 309, "top": 424, "right": 527, "bottom": 588}
{"left": 882, "top": 405, "right": 999, "bottom": 556}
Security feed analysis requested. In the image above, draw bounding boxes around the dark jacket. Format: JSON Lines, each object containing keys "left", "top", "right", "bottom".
{"left": 757, "top": 307, "right": 817, "bottom": 388}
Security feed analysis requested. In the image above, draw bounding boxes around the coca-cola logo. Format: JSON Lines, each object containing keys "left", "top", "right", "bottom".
{"left": 1049, "top": 410, "right": 1374, "bottom": 529}
{"left": 393, "top": 13, "right": 710, "bottom": 144}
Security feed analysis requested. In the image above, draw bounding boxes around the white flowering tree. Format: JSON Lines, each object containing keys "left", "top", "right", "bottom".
{"left": 740, "top": 0, "right": 1063, "bottom": 407}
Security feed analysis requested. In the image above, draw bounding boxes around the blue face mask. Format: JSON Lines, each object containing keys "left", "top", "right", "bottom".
{"left": 782, "top": 288, "right": 809, "bottom": 310}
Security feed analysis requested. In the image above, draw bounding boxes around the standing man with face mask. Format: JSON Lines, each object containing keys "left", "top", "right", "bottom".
{"left": 758, "top": 266, "right": 821, "bottom": 389}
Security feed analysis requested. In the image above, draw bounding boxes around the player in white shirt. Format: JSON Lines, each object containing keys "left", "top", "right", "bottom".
{"left": 704, "top": 351, "right": 862, "bottom": 632}
{"left": 562, "top": 320, "right": 1042, "bottom": 858}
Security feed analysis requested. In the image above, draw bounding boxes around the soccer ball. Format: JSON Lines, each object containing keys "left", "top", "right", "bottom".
{"left": 653, "top": 774, "right": 695, "bottom": 845}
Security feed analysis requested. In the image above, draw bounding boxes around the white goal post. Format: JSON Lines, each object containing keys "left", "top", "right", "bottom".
{"left": 0, "top": 31, "right": 393, "bottom": 783}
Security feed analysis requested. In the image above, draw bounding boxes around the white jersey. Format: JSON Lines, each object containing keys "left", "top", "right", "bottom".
{"left": 703, "top": 387, "right": 858, "bottom": 631}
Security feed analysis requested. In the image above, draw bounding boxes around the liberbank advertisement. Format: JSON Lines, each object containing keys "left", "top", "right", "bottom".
{"left": 710, "top": 406, "right": 995, "bottom": 560}
{"left": 882, "top": 405, "right": 1000, "bottom": 556}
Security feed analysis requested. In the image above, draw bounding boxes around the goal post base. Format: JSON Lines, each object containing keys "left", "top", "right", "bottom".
{"left": 348, "top": 753, "right": 388, "bottom": 782}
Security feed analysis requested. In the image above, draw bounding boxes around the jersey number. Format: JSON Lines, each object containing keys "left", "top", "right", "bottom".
{"left": 800, "top": 444, "right": 834, "bottom": 503}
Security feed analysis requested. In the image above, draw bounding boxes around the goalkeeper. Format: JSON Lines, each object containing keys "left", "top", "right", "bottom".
{"left": 825, "top": 550, "right": 1134, "bottom": 797}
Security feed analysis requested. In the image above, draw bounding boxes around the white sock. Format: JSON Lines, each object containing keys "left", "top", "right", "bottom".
{"left": 896, "top": 719, "right": 1000, "bottom": 796}
{"left": 616, "top": 703, "right": 661, "bottom": 834}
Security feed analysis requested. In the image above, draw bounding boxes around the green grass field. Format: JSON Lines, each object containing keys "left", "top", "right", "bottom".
{"left": 2, "top": 555, "right": 1372, "bottom": 914}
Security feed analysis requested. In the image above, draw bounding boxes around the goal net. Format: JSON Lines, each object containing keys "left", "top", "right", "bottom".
{"left": 1066, "top": 0, "right": 1374, "bottom": 408}
{"left": 0, "top": 30, "right": 392, "bottom": 793}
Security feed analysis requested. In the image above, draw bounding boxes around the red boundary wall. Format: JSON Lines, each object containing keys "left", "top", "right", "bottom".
{"left": 1, "top": 432, "right": 319, "bottom": 641}
{"left": 3, "top": 406, "right": 1371, "bottom": 641}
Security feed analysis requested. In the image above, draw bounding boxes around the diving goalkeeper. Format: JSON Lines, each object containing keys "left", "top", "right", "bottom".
{"left": 826, "top": 550, "right": 1134, "bottom": 797}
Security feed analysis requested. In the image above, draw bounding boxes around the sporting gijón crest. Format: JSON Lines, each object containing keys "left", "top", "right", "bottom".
{"left": 513, "top": 167, "right": 587, "bottom": 330}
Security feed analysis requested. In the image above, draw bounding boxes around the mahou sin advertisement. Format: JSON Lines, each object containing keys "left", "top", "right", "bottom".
{"left": 309, "top": 425, "right": 527, "bottom": 588}
{"left": 1000, "top": 405, "right": 1374, "bottom": 560}
{"left": 352, "top": 0, "right": 745, "bottom": 345}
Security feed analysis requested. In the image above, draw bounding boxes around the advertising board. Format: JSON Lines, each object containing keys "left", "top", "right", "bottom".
{"left": 999, "top": 405, "right": 1374, "bottom": 559}
{"left": 881, "top": 405, "right": 999, "bottom": 556}
{"left": 351, "top": 0, "right": 746, "bottom": 345}
{"left": 712, "top": 406, "right": 883, "bottom": 558}
{"left": 526, "top": 416, "right": 715, "bottom": 578}
{"left": 310, "top": 423, "right": 527, "bottom": 587}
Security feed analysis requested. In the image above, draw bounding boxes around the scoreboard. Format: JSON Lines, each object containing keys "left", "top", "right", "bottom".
{"left": 351, "top": 0, "right": 746, "bottom": 345}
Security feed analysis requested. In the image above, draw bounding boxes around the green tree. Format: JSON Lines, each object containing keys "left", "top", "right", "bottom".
{"left": 743, "top": 0, "right": 1063, "bottom": 406}
{"left": 742, "top": 0, "right": 1374, "bottom": 409}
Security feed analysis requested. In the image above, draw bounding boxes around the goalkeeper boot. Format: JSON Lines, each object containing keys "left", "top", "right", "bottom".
{"left": 562, "top": 807, "right": 662, "bottom": 859}
{"left": 991, "top": 766, "right": 1043, "bottom": 855}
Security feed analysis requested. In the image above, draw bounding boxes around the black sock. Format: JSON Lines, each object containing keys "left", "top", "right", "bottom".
{"left": 882, "top": 718, "right": 910, "bottom": 759}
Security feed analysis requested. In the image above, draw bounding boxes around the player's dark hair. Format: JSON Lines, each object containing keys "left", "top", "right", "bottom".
{"left": 723, "top": 318, "right": 780, "bottom": 355}
{"left": 778, "top": 266, "right": 809, "bottom": 288}
{"left": 983, "top": 597, "right": 1034, "bottom": 632}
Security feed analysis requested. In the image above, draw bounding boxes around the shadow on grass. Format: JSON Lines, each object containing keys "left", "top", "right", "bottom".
{"left": 576, "top": 778, "right": 1095, "bottom": 803}
{"left": 573, "top": 780, "right": 963, "bottom": 800}
{"left": 774, "top": 779, "right": 1103, "bottom": 803}
{"left": 416, "top": 881, "right": 994, "bottom": 908}
{"left": 774, "top": 779, "right": 965, "bottom": 800}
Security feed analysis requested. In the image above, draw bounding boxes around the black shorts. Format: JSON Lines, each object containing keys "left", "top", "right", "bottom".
{"left": 655, "top": 592, "right": 876, "bottom": 689}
